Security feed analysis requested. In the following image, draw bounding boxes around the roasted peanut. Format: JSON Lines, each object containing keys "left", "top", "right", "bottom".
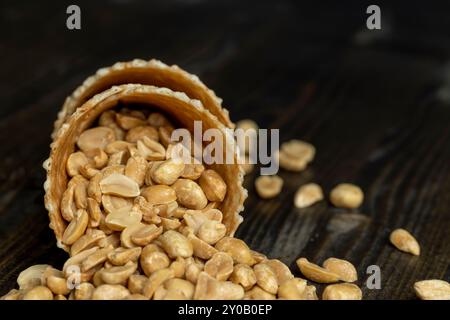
{"left": 62, "top": 209, "right": 89, "bottom": 245}
{"left": 389, "top": 228, "right": 420, "bottom": 256}
{"left": 198, "top": 169, "right": 227, "bottom": 202}
{"left": 322, "top": 283, "right": 362, "bottom": 300}
{"left": 140, "top": 249, "right": 170, "bottom": 276}
{"left": 194, "top": 272, "right": 244, "bottom": 300}
{"left": 278, "top": 278, "right": 307, "bottom": 300}
{"left": 159, "top": 230, "right": 193, "bottom": 258}
{"left": 197, "top": 220, "right": 227, "bottom": 245}
{"left": 92, "top": 284, "right": 130, "bottom": 300}
{"left": 172, "top": 179, "right": 208, "bottom": 210}
{"left": 142, "top": 268, "right": 175, "bottom": 299}
{"left": 330, "top": 183, "right": 364, "bottom": 209}
{"left": 22, "top": 286, "right": 53, "bottom": 300}
{"left": 215, "top": 237, "right": 256, "bottom": 266}
{"left": 107, "top": 247, "right": 142, "bottom": 266}
{"left": 17, "top": 264, "right": 50, "bottom": 290}
{"left": 323, "top": 258, "right": 358, "bottom": 282}
{"left": 230, "top": 264, "right": 257, "bottom": 290}
{"left": 294, "top": 183, "right": 324, "bottom": 208}
{"left": 100, "top": 173, "right": 140, "bottom": 197}
{"left": 296, "top": 258, "right": 340, "bottom": 283}
{"left": 253, "top": 263, "right": 278, "bottom": 294}
{"left": 74, "top": 282, "right": 95, "bottom": 300}
{"left": 414, "top": 280, "right": 450, "bottom": 300}
{"left": 255, "top": 175, "right": 283, "bottom": 199}
{"left": 278, "top": 140, "right": 315, "bottom": 172}
{"left": 101, "top": 261, "right": 137, "bottom": 285}
{"left": 77, "top": 127, "right": 116, "bottom": 152}
{"left": 204, "top": 252, "right": 234, "bottom": 281}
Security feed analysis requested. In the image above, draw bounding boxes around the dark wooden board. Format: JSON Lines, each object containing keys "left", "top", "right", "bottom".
{"left": 0, "top": 0, "right": 449, "bottom": 299}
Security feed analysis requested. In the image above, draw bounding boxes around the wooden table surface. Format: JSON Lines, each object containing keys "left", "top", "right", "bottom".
{"left": 0, "top": 0, "right": 449, "bottom": 299}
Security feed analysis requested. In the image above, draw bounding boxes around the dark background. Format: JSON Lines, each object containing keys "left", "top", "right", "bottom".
{"left": 0, "top": 0, "right": 449, "bottom": 299}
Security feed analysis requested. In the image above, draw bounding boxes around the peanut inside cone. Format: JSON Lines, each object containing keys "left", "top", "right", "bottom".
{"left": 45, "top": 85, "right": 245, "bottom": 253}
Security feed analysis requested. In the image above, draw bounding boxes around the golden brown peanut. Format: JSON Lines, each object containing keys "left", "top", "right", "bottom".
{"left": 159, "top": 230, "right": 194, "bottom": 258}
{"left": 170, "top": 257, "right": 186, "bottom": 278}
{"left": 230, "top": 264, "right": 256, "bottom": 290}
{"left": 99, "top": 173, "right": 140, "bottom": 197}
{"left": 87, "top": 197, "right": 102, "bottom": 228}
{"left": 92, "top": 284, "right": 130, "bottom": 300}
{"left": 215, "top": 237, "right": 256, "bottom": 266}
{"left": 105, "top": 207, "right": 142, "bottom": 231}
{"left": 101, "top": 194, "right": 133, "bottom": 214}
{"left": 81, "top": 246, "right": 114, "bottom": 272}
{"left": 303, "top": 285, "right": 319, "bottom": 300}
{"left": 126, "top": 126, "right": 159, "bottom": 143}
{"left": 54, "top": 294, "right": 67, "bottom": 300}
{"left": 77, "top": 127, "right": 116, "bottom": 152}
{"left": 107, "top": 247, "right": 142, "bottom": 266}
{"left": 330, "top": 183, "right": 364, "bottom": 209}
{"left": 181, "top": 161, "right": 205, "bottom": 180}
{"left": 98, "top": 233, "right": 120, "bottom": 249}
{"left": 278, "top": 140, "right": 315, "bottom": 172}
{"left": 141, "top": 185, "right": 177, "bottom": 205}
{"left": 148, "top": 112, "right": 170, "bottom": 127}
{"left": 198, "top": 169, "right": 227, "bottom": 202}
{"left": 67, "top": 152, "right": 90, "bottom": 177}
{"left": 22, "top": 286, "right": 53, "bottom": 300}
{"left": 41, "top": 267, "right": 64, "bottom": 286}
{"left": 63, "top": 247, "right": 99, "bottom": 273}
{"left": 253, "top": 263, "right": 278, "bottom": 294}
{"left": 101, "top": 262, "right": 137, "bottom": 285}
{"left": 74, "top": 282, "right": 95, "bottom": 300}
{"left": 79, "top": 164, "right": 100, "bottom": 180}
{"left": 142, "top": 268, "right": 175, "bottom": 299}
{"left": 414, "top": 280, "right": 450, "bottom": 300}
{"left": 140, "top": 250, "right": 170, "bottom": 276}
{"left": 164, "top": 279, "right": 195, "bottom": 299}
{"left": 194, "top": 272, "right": 244, "bottom": 300}
{"left": 71, "top": 230, "right": 105, "bottom": 256}
{"left": 189, "top": 234, "right": 218, "bottom": 260}
{"left": 17, "top": 264, "right": 50, "bottom": 290}
{"left": 296, "top": 258, "right": 340, "bottom": 283}
{"left": 244, "top": 286, "right": 276, "bottom": 300}
{"left": 125, "top": 155, "right": 147, "bottom": 186}
{"left": 128, "top": 275, "right": 148, "bottom": 294}
{"left": 185, "top": 258, "right": 204, "bottom": 284}
{"left": 151, "top": 159, "right": 185, "bottom": 185}
{"left": 72, "top": 176, "right": 89, "bottom": 209}
{"left": 161, "top": 217, "right": 181, "bottom": 231}
{"left": 62, "top": 209, "right": 89, "bottom": 245}
{"left": 85, "top": 148, "right": 109, "bottom": 169}
{"left": 172, "top": 179, "right": 208, "bottom": 210}
{"left": 107, "top": 150, "right": 129, "bottom": 166}
{"left": 99, "top": 110, "right": 117, "bottom": 126}
{"left": 137, "top": 137, "right": 165, "bottom": 161}
{"left": 87, "top": 173, "right": 103, "bottom": 203}
{"left": 183, "top": 209, "right": 223, "bottom": 233}
{"left": 278, "top": 278, "right": 307, "bottom": 300}
{"left": 158, "top": 125, "right": 174, "bottom": 147}
{"left": 251, "top": 250, "right": 267, "bottom": 263}
{"left": 61, "top": 183, "right": 77, "bottom": 221}
{"left": 46, "top": 275, "right": 71, "bottom": 295}
{"left": 389, "top": 228, "right": 420, "bottom": 256}
{"left": 120, "top": 223, "right": 145, "bottom": 248}
{"left": 255, "top": 175, "right": 283, "bottom": 199}
{"left": 116, "top": 113, "right": 147, "bottom": 130}
{"left": 265, "top": 259, "right": 294, "bottom": 284}
{"left": 294, "top": 183, "right": 324, "bottom": 208}
{"left": 323, "top": 258, "right": 358, "bottom": 282}
{"left": 204, "top": 252, "right": 234, "bottom": 281}
{"left": 322, "top": 283, "right": 362, "bottom": 300}
{"left": 105, "top": 141, "right": 134, "bottom": 154}
{"left": 197, "top": 220, "right": 227, "bottom": 245}
{"left": 131, "top": 224, "right": 163, "bottom": 246}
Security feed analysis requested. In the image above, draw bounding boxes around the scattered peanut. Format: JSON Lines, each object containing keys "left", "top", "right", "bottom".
{"left": 389, "top": 228, "right": 420, "bottom": 256}
{"left": 322, "top": 258, "right": 358, "bottom": 282}
{"left": 330, "top": 183, "right": 364, "bottom": 209}
{"left": 322, "top": 283, "right": 362, "bottom": 300}
{"left": 294, "top": 183, "right": 324, "bottom": 208}
{"left": 296, "top": 258, "right": 340, "bottom": 283}
{"left": 413, "top": 280, "right": 450, "bottom": 300}
{"left": 255, "top": 175, "right": 283, "bottom": 199}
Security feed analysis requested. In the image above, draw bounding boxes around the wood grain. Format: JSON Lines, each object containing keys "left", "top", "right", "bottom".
{"left": 0, "top": 0, "right": 449, "bottom": 299}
